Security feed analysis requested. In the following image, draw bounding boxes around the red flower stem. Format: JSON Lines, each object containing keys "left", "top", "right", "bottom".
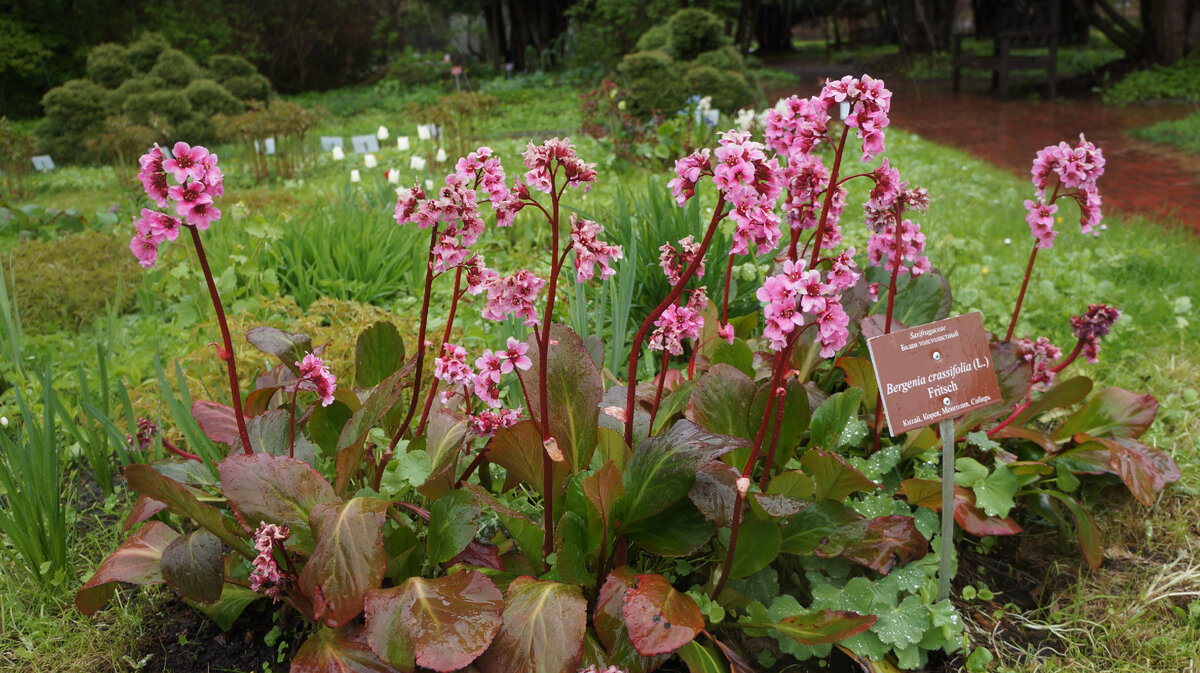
{"left": 624, "top": 193, "right": 727, "bottom": 447}
{"left": 873, "top": 202, "right": 905, "bottom": 452}
{"left": 758, "top": 388, "right": 789, "bottom": 491}
{"left": 1004, "top": 245, "right": 1039, "bottom": 342}
{"left": 161, "top": 438, "right": 201, "bottom": 462}
{"left": 456, "top": 450, "right": 489, "bottom": 487}
{"left": 288, "top": 383, "right": 299, "bottom": 459}
{"left": 1050, "top": 339, "right": 1084, "bottom": 373}
{"left": 417, "top": 266, "right": 465, "bottom": 435}
{"left": 538, "top": 172, "right": 564, "bottom": 562}
{"left": 187, "top": 225, "right": 252, "bottom": 454}
{"left": 648, "top": 349, "right": 671, "bottom": 432}
{"left": 809, "top": 124, "right": 851, "bottom": 268}
{"left": 377, "top": 224, "right": 440, "bottom": 492}
{"left": 721, "top": 253, "right": 735, "bottom": 325}
{"left": 987, "top": 394, "right": 1032, "bottom": 437}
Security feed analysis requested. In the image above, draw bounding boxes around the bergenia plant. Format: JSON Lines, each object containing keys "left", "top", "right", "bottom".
{"left": 78, "top": 76, "right": 1178, "bottom": 673}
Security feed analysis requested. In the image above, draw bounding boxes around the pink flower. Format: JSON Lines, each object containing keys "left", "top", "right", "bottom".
{"left": 658, "top": 235, "right": 705, "bottom": 284}
{"left": 1070, "top": 304, "right": 1121, "bottom": 363}
{"left": 463, "top": 254, "right": 495, "bottom": 295}
{"left": 649, "top": 288, "right": 707, "bottom": 355}
{"left": 394, "top": 185, "right": 425, "bottom": 226}
{"left": 1024, "top": 199, "right": 1058, "bottom": 249}
{"left": 455, "top": 146, "right": 510, "bottom": 204}
{"left": 139, "top": 208, "right": 181, "bottom": 242}
{"left": 667, "top": 149, "right": 712, "bottom": 205}
{"left": 296, "top": 353, "right": 337, "bottom": 406}
{"left": 522, "top": 138, "right": 597, "bottom": 194}
{"left": 758, "top": 271, "right": 804, "bottom": 351}
{"left": 763, "top": 95, "right": 829, "bottom": 157}
{"left": 819, "top": 75, "right": 892, "bottom": 162}
{"left": 470, "top": 407, "right": 522, "bottom": 438}
{"left": 138, "top": 146, "right": 170, "bottom": 207}
{"left": 827, "top": 247, "right": 861, "bottom": 291}
{"left": 1014, "top": 336, "right": 1061, "bottom": 390}
{"left": 129, "top": 234, "right": 159, "bottom": 268}
{"left": 1031, "top": 134, "right": 1105, "bottom": 198}
{"left": 472, "top": 367, "right": 502, "bottom": 408}
{"left": 816, "top": 299, "right": 850, "bottom": 357}
{"left": 866, "top": 159, "right": 902, "bottom": 211}
{"left": 250, "top": 522, "right": 290, "bottom": 602}
{"left": 168, "top": 181, "right": 221, "bottom": 229}
{"left": 481, "top": 270, "right": 545, "bottom": 327}
{"left": 502, "top": 337, "right": 532, "bottom": 373}
{"left": 435, "top": 343, "right": 475, "bottom": 386}
{"left": 718, "top": 323, "right": 735, "bottom": 344}
{"left": 867, "top": 218, "right": 928, "bottom": 274}
{"left": 163, "top": 142, "right": 210, "bottom": 183}
{"left": 570, "top": 214, "right": 623, "bottom": 282}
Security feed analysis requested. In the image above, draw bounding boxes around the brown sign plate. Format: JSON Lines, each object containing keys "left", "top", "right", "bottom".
{"left": 867, "top": 312, "right": 1002, "bottom": 435}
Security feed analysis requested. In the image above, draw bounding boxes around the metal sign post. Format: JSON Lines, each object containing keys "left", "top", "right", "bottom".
{"left": 937, "top": 417, "right": 955, "bottom": 601}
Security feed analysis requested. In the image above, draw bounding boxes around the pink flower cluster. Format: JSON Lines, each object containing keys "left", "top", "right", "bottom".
{"left": 757, "top": 256, "right": 860, "bottom": 356}
{"left": 867, "top": 219, "right": 930, "bottom": 276}
{"left": 472, "top": 338, "right": 532, "bottom": 408}
{"left": 577, "top": 666, "right": 628, "bottom": 673}
{"left": 1023, "top": 199, "right": 1059, "bottom": 249}
{"left": 763, "top": 95, "right": 829, "bottom": 157}
{"left": 1070, "top": 303, "right": 1121, "bottom": 363}
{"left": 1014, "top": 336, "right": 1062, "bottom": 390}
{"left": 470, "top": 408, "right": 522, "bottom": 438}
{"left": 570, "top": 214, "right": 623, "bottom": 281}
{"left": 522, "top": 138, "right": 597, "bottom": 194}
{"left": 434, "top": 343, "right": 475, "bottom": 388}
{"left": 668, "top": 148, "right": 712, "bottom": 206}
{"left": 658, "top": 235, "right": 705, "bottom": 284}
{"left": 454, "top": 146, "right": 509, "bottom": 204}
{"left": 296, "top": 353, "right": 337, "bottom": 407}
{"left": 782, "top": 153, "right": 845, "bottom": 236}
{"left": 713, "top": 131, "right": 784, "bottom": 256}
{"left": 819, "top": 75, "right": 892, "bottom": 161}
{"left": 130, "top": 142, "right": 224, "bottom": 267}
{"left": 395, "top": 176, "right": 488, "bottom": 272}
{"left": 1029, "top": 134, "right": 1105, "bottom": 240}
{"left": 649, "top": 288, "right": 708, "bottom": 355}
{"left": 481, "top": 270, "right": 546, "bottom": 327}
{"left": 249, "top": 522, "right": 290, "bottom": 602}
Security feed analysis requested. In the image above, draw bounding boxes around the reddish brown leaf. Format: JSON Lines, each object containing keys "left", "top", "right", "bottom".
{"left": 76, "top": 521, "right": 178, "bottom": 616}
{"left": 1053, "top": 387, "right": 1158, "bottom": 441}
{"left": 1101, "top": 437, "right": 1181, "bottom": 506}
{"left": 687, "top": 462, "right": 743, "bottom": 527}
{"left": 711, "top": 637, "right": 757, "bottom": 673}
{"left": 122, "top": 494, "right": 166, "bottom": 533}
{"left": 954, "top": 486, "right": 1022, "bottom": 536}
{"left": 291, "top": 624, "right": 394, "bottom": 673}
{"left": 767, "top": 609, "right": 877, "bottom": 645}
{"left": 124, "top": 464, "right": 252, "bottom": 557}
{"left": 814, "top": 515, "right": 928, "bottom": 574}
{"left": 900, "top": 478, "right": 942, "bottom": 510}
{"left": 218, "top": 452, "right": 337, "bottom": 534}
{"left": 192, "top": 400, "right": 238, "bottom": 446}
{"left": 622, "top": 574, "right": 705, "bottom": 657}
{"left": 363, "top": 570, "right": 503, "bottom": 672}
{"left": 477, "top": 577, "right": 587, "bottom": 673}
{"left": 583, "top": 461, "right": 624, "bottom": 533}
{"left": 486, "top": 420, "right": 568, "bottom": 496}
{"left": 595, "top": 567, "right": 679, "bottom": 673}
{"left": 446, "top": 540, "right": 503, "bottom": 571}
{"left": 160, "top": 529, "right": 224, "bottom": 604}
{"left": 991, "top": 425, "right": 1061, "bottom": 454}
{"left": 300, "top": 498, "right": 389, "bottom": 628}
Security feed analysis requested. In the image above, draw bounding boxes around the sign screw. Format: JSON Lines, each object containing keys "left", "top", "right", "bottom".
{"left": 942, "top": 397, "right": 952, "bottom": 406}
{"left": 933, "top": 351, "right": 941, "bottom": 361}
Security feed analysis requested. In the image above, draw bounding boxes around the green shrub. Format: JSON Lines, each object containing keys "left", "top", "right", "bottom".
{"left": 172, "top": 116, "right": 215, "bottom": 145}
{"left": 107, "top": 75, "right": 167, "bottom": 113}
{"left": 149, "top": 48, "right": 203, "bottom": 88}
{"left": 126, "top": 31, "right": 170, "bottom": 73}
{"left": 693, "top": 46, "right": 745, "bottom": 74}
{"left": 36, "top": 79, "right": 110, "bottom": 159}
{"left": 618, "top": 49, "right": 684, "bottom": 117}
{"left": 635, "top": 23, "right": 671, "bottom": 52}
{"left": 209, "top": 54, "right": 258, "bottom": 81}
{"left": 6, "top": 231, "right": 139, "bottom": 333}
{"left": 86, "top": 43, "right": 134, "bottom": 89}
{"left": 222, "top": 73, "right": 272, "bottom": 102}
{"left": 666, "top": 8, "right": 727, "bottom": 61}
{"left": 185, "top": 78, "right": 244, "bottom": 117}
{"left": 1103, "top": 58, "right": 1200, "bottom": 104}
{"left": 683, "top": 64, "right": 756, "bottom": 113}
{"left": 123, "top": 89, "right": 194, "bottom": 128}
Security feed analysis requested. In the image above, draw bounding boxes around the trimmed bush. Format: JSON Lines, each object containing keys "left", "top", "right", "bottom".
{"left": 150, "top": 48, "right": 203, "bottom": 88}
{"left": 86, "top": 43, "right": 134, "bottom": 89}
{"left": 635, "top": 23, "right": 670, "bottom": 52}
{"left": 618, "top": 50, "right": 684, "bottom": 117}
{"left": 666, "top": 8, "right": 727, "bottom": 61}
{"left": 693, "top": 46, "right": 746, "bottom": 74}
{"left": 127, "top": 32, "right": 170, "bottom": 73}
{"left": 37, "top": 79, "right": 110, "bottom": 159}
{"left": 683, "top": 64, "right": 756, "bottom": 113}
{"left": 209, "top": 54, "right": 258, "bottom": 81}
{"left": 107, "top": 75, "right": 167, "bottom": 112}
{"left": 123, "top": 90, "right": 194, "bottom": 128}
{"left": 6, "top": 232, "right": 139, "bottom": 333}
{"left": 223, "top": 73, "right": 272, "bottom": 102}
{"left": 185, "top": 78, "right": 244, "bottom": 117}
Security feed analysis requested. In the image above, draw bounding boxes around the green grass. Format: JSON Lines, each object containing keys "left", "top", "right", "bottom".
{"left": 1, "top": 73, "right": 1198, "bottom": 672}
{"left": 1129, "top": 112, "right": 1200, "bottom": 155}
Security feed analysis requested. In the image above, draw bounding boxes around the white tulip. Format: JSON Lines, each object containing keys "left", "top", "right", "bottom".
{"left": 424, "top": 178, "right": 434, "bottom": 191}
{"left": 410, "top": 156, "right": 426, "bottom": 171}
{"left": 376, "top": 125, "right": 389, "bottom": 140}
{"left": 396, "top": 136, "right": 410, "bottom": 151}
{"left": 387, "top": 168, "right": 399, "bottom": 184}
{"left": 331, "top": 146, "right": 345, "bottom": 161}
{"left": 435, "top": 148, "right": 447, "bottom": 163}
{"left": 417, "top": 125, "right": 432, "bottom": 141}
{"left": 364, "top": 153, "right": 378, "bottom": 168}
{"left": 350, "top": 170, "right": 361, "bottom": 183}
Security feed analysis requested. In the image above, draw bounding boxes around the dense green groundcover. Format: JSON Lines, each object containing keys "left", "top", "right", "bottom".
{"left": 0, "top": 73, "right": 1198, "bottom": 673}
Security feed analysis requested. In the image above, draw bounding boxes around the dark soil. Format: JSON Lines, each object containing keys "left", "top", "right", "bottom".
{"left": 133, "top": 596, "right": 307, "bottom": 673}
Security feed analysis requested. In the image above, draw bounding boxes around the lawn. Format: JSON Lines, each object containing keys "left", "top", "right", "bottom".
{"left": 1, "top": 73, "right": 1198, "bottom": 672}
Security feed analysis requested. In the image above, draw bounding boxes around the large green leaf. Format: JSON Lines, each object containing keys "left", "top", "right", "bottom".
{"left": 355, "top": 322, "right": 405, "bottom": 389}
{"left": 808, "top": 388, "right": 864, "bottom": 451}
{"left": 1053, "top": 387, "right": 1158, "bottom": 441}
{"left": 477, "top": 577, "right": 588, "bottom": 673}
{"left": 689, "top": 364, "right": 756, "bottom": 440}
{"left": 291, "top": 624, "right": 394, "bottom": 673}
{"left": 748, "top": 378, "right": 811, "bottom": 465}
{"left": 727, "top": 517, "right": 782, "bottom": 579}
{"left": 624, "top": 498, "right": 716, "bottom": 557}
{"left": 780, "top": 501, "right": 863, "bottom": 556}
{"left": 363, "top": 570, "right": 503, "bottom": 672}
{"left": 618, "top": 420, "right": 746, "bottom": 530}
{"left": 485, "top": 419, "right": 568, "bottom": 496}
{"left": 335, "top": 365, "right": 413, "bottom": 493}
{"left": 555, "top": 511, "right": 594, "bottom": 586}
{"left": 76, "top": 521, "right": 178, "bottom": 616}
{"left": 191, "top": 585, "right": 261, "bottom": 631}
{"left": 801, "top": 448, "right": 880, "bottom": 503}
{"left": 583, "top": 461, "right": 624, "bottom": 543}
{"left": 677, "top": 641, "right": 729, "bottom": 673}
{"left": 160, "top": 529, "right": 224, "bottom": 604}
{"left": 236, "top": 408, "right": 317, "bottom": 465}
{"left": 245, "top": 326, "right": 313, "bottom": 372}
{"left": 427, "top": 490, "right": 481, "bottom": 565}
{"left": 218, "top": 452, "right": 337, "bottom": 552}
{"left": 888, "top": 269, "right": 951, "bottom": 326}
{"left": 1013, "top": 376, "right": 1093, "bottom": 425}
{"left": 124, "top": 464, "right": 251, "bottom": 557}
{"left": 518, "top": 324, "right": 604, "bottom": 475}
{"left": 688, "top": 462, "right": 744, "bottom": 527}
{"left": 300, "top": 497, "right": 389, "bottom": 628}
{"left": 755, "top": 609, "right": 877, "bottom": 645}
{"left": 622, "top": 574, "right": 705, "bottom": 658}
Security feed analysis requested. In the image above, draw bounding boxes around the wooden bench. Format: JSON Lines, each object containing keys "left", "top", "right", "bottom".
{"left": 952, "top": 0, "right": 1060, "bottom": 101}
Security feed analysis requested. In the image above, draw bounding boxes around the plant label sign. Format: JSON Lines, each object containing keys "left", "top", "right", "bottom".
{"left": 867, "top": 311, "right": 1001, "bottom": 435}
